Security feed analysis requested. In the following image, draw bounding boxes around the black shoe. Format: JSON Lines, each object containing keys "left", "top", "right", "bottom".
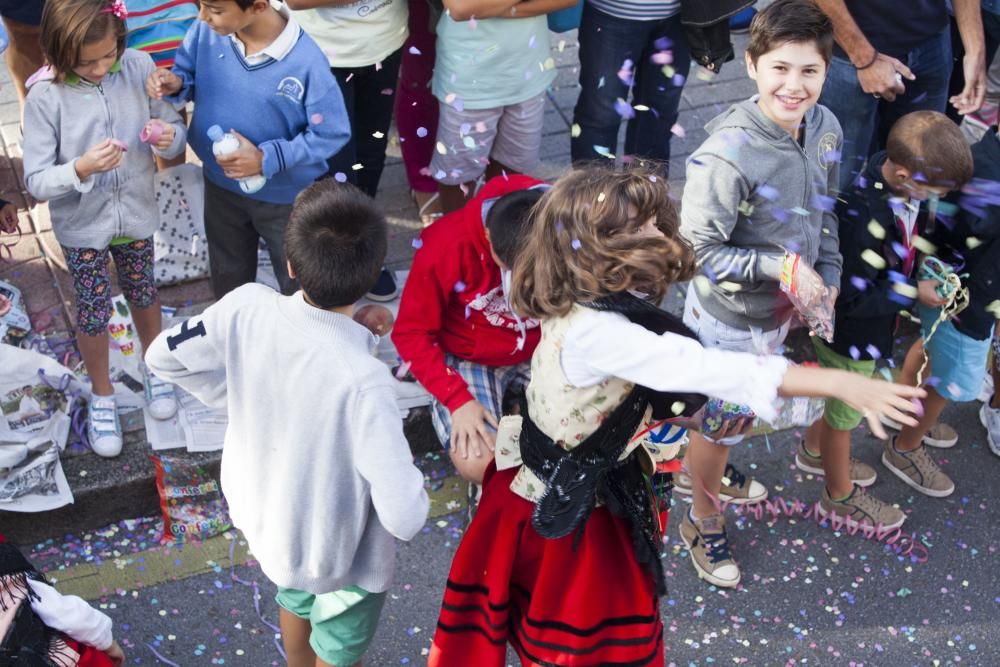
{"left": 366, "top": 268, "right": 398, "bottom": 302}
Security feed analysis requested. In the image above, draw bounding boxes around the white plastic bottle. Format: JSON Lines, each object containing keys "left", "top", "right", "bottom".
{"left": 207, "top": 124, "right": 266, "bottom": 194}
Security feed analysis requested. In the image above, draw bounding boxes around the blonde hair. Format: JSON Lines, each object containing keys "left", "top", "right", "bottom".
{"left": 40, "top": 0, "right": 127, "bottom": 80}
{"left": 511, "top": 165, "right": 695, "bottom": 320}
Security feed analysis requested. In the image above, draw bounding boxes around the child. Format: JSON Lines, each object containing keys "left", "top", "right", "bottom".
{"left": 146, "top": 0, "right": 350, "bottom": 299}
{"left": 889, "top": 123, "right": 1000, "bottom": 491}
{"left": 125, "top": 0, "right": 199, "bottom": 169}
{"left": 676, "top": 0, "right": 842, "bottom": 588}
{"left": 429, "top": 0, "right": 575, "bottom": 213}
{"left": 23, "top": 0, "right": 188, "bottom": 458}
{"left": 427, "top": 165, "right": 924, "bottom": 666}
{"left": 802, "top": 111, "right": 973, "bottom": 522}
{"left": 392, "top": 175, "right": 545, "bottom": 485}
{"left": 0, "top": 536, "right": 125, "bottom": 666}
{"left": 146, "top": 180, "right": 429, "bottom": 667}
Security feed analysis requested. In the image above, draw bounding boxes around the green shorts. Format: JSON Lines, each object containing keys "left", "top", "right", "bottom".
{"left": 812, "top": 337, "right": 877, "bottom": 430}
{"left": 275, "top": 585, "right": 387, "bottom": 666}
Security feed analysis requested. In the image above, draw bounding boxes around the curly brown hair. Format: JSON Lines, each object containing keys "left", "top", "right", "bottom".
{"left": 40, "top": 0, "right": 127, "bottom": 80}
{"left": 510, "top": 165, "right": 696, "bottom": 320}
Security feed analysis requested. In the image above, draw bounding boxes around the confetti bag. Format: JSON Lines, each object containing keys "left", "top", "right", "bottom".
{"left": 152, "top": 163, "right": 209, "bottom": 286}
{"left": 151, "top": 454, "right": 232, "bottom": 543}
{"left": 779, "top": 253, "right": 834, "bottom": 342}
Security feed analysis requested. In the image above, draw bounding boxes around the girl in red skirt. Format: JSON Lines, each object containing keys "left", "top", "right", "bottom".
{"left": 428, "top": 166, "right": 926, "bottom": 667}
{"left": 0, "top": 533, "right": 124, "bottom": 666}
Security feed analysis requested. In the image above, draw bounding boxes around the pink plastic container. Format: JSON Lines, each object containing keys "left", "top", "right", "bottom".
{"left": 140, "top": 119, "right": 165, "bottom": 145}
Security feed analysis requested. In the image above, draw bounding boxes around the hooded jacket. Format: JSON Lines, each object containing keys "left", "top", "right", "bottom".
{"left": 392, "top": 175, "right": 543, "bottom": 412}
{"left": 22, "top": 49, "right": 187, "bottom": 249}
{"left": 679, "top": 97, "right": 843, "bottom": 330}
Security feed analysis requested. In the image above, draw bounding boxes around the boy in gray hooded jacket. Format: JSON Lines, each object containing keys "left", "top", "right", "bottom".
{"left": 676, "top": 0, "right": 844, "bottom": 589}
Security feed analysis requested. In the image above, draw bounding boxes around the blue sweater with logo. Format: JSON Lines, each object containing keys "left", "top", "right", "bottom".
{"left": 168, "top": 21, "right": 349, "bottom": 204}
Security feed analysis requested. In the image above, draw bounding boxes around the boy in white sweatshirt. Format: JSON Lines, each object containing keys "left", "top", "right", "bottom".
{"left": 147, "top": 180, "right": 429, "bottom": 667}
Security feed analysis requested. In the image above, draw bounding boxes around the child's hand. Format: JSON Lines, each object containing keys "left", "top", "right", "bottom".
{"left": 216, "top": 130, "right": 264, "bottom": 180}
{"left": 450, "top": 400, "right": 499, "bottom": 460}
{"left": 75, "top": 139, "right": 124, "bottom": 180}
{"left": 146, "top": 69, "right": 181, "bottom": 99}
{"left": 0, "top": 202, "right": 18, "bottom": 234}
{"left": 153, "top": 122, "right": 176, "bottom": 152}
{"left": 835, "top": 373, "right": 926, "bottom": 440}
{"left": 104, "top": 640, "right": 125, "bottom": 666}
{"left": 917, "top": 279, "right": 947, "bottom": 307}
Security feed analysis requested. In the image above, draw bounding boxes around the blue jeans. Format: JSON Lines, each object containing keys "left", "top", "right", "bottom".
{"left": 571, "top": 6, "right": 690, "bottom": 176}
{"left": 819, "top": 28, "right": 952, "bottom": 193}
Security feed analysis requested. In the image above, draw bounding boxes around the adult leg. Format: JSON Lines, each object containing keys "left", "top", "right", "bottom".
{"left": 350, "top": 48, "right": 403, "bottom": 198}
{"left": 571, "top": 5, "right": 649, "bottom": 165}
{"left": 625, "top": 13, "right": 690, "bottom": 175}
{"left": 1, "top": 11, "right": 45, "bottom": 110}
{"left": 818, "top": 56, "right": 880, "bottom": 193}
{"left": 202, "top": 180, "right": 260, "bottom": 299}
{"left": 251, "top": 199, "right": 297, "bottom": 295}
{"left": 396, "top": 0, "right": 440, "bottom": 193}
{"left": 327, "top": 66, "right": 359, "bottom": 186}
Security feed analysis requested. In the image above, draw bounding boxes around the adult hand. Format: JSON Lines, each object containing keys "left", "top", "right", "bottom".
{"left": 857, "top": 53, "right": 914, "bottom": 102}
{"left": 917, "top": 279, "right": 947, "bottom": 307}
{"left": 0, "top": 202, "right": 18, "bottom": 234}
{"left": 216, "top": 129, "right": 264, "bottom": 179}
{"left": 950, "top": 51, "right": 987, "bottom": 115}
{"left": 449, "top": 400, "right": 498, "bottom": 460}
{"left": 146, "top": 69, "right": 182, "bottom": 99}
{"left": 75, "top": 139, "right": 123, "bottom": 180}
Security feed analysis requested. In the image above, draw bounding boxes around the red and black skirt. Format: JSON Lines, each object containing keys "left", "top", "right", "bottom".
{"left": 429, "top": 464, "right": 664, "bottom": 667}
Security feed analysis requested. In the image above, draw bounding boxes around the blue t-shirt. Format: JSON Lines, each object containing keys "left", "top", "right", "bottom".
{"left": 432, "top": 14, "right": 557, "bottom": 110}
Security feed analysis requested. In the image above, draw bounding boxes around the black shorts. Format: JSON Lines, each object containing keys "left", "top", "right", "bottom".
{"left": 0, "top": 0, "right": 45, "bottom": 26}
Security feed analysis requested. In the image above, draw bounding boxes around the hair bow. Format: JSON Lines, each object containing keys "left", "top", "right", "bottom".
{"left": 103, "top": 0, "right": 128, "bottom": 19}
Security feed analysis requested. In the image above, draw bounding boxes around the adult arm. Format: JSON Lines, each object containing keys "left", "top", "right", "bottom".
{"left": 351, "top": 382, "right": 430, "bottom": 540}
{"left": 813, "top": 0, "right": 914, "bottom": 100}
{"left": 951, "top": 0, "right": 987, "bottom": 115}
{"left": 27, "top": 579, "right": 113, "bottom": 651}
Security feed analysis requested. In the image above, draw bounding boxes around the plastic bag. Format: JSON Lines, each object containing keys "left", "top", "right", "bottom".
{"left": 151, "top": 454, "right": 231, "bottom": 542}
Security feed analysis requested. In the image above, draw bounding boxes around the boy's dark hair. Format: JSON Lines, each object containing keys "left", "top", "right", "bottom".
{"left": 285, "top": 181, "right": 387, "bottom": 309}
{"left": 886, "top": 110, "right": 974, "bottom": 189}
{"left": 40, "top": 0, "right": 127, "bottom": 80}
{"left": 485, "top": 189, "right": 544, "bottom": 267}
{"left": 747, "top": 0, "right": 833, "bottom": 65}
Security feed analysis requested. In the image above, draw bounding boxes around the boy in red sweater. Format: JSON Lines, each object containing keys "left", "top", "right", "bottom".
{"left": 393, "top": 175, "right": 545, "bottom": 483}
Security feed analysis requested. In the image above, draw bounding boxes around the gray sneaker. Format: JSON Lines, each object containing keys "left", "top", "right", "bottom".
{"left": 979, "top": 400, "right": 1000, "bottom": 458}
{"left": 881, "top": 436, "right": 955, "bottom": 498}
{"left": 794, "top": 440, "right": 877, "bottom": 487}
{"left": 673, "top": 463, "right": 767, "bottom": 505}
{"left": 817, "top": 484, "right": 906, "bottom": 531}
{"left": 678, "top": 509, "right": 740, "bottom": 588}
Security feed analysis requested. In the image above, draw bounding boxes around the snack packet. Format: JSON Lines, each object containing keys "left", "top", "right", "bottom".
{"left": 151, "top": 454, "right": 231, "bottom": 543}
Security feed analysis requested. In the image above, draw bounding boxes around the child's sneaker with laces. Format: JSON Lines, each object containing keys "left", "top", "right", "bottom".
{"left": 142, "top": 363, "right": 177, "bottom": 420}
{"left": 817, "top": 484, "right": 905, "bottom": 531}
{"left": 88, "top": 394, "right": 122, "bottom": 458}
{"left": 879, "top": 416, "right": 958, "bottom": 448}
{"left": 678, "top": 509, "right": 740, "bottom": 588}
{"left": 674, "top": 462, "right": 767, "bottom": 504}
{"left": 794, "top": 439, "right": 877, "bottom": 486}
{"left": 881, "top": 436, "right": 954, "bottom": 497}
{"left": 979, "top": 398, "right": 1000, "bottom": 458}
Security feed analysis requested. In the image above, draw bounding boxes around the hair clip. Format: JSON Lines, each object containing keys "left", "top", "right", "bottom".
{"left": 102, "top": 0, "right": 128, "bottom": 19}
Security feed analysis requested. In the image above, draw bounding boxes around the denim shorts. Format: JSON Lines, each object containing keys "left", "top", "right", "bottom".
{"left": 917, "top": 303, "right": 991, "bottom": 402}
{"left": 682, "top": 283, "right": 791, "bottom": 444}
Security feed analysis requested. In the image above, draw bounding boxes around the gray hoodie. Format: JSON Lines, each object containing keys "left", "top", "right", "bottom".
{"left": 679, "top": 97, "right": 843, "bottom": 330}
{"left": 23, "top": 49, "right": 186, "bottom": 249}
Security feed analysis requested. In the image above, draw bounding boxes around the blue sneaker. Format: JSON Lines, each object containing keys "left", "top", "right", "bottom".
{"left": 365, "top": 268, "right": 398, "bottom": 302}
{"left": 88, "top": 395, "right": 123, "bottom": 457}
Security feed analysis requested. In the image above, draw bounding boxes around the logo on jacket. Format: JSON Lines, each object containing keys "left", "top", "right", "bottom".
{"left": 467, "top": 286, "right": 540, "bottom": 331}
{"left": 817, "top": 132, "right": 840, "bottom": 170}
{"left": 276, "top": 77, "right": 305, "bottom": 103}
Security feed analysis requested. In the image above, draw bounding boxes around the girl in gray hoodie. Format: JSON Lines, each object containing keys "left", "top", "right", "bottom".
{"left": 22, "top": 0, "right": 187, "bottom": 458}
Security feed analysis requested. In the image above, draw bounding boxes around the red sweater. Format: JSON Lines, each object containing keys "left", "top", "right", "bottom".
{"left": 392, "top": 175, "right": 543, "bottom": 412}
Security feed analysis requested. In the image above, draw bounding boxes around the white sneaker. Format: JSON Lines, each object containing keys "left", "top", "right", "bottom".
{"left": 979, "top": 399, "right": 1000, "bottom": 458}
{"left": 142, "top": 363, "right": 178, "bottom": 420}
{"left": 979, "top": 372, "right": 994, "bottom": 404}
{"left": 88, "top": 395, "right": 123, "bottom": 457}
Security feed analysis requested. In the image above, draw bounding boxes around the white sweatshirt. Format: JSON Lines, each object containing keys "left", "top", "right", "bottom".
{"left": 147, "top": 284, "right": 429, "bottom": 594}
